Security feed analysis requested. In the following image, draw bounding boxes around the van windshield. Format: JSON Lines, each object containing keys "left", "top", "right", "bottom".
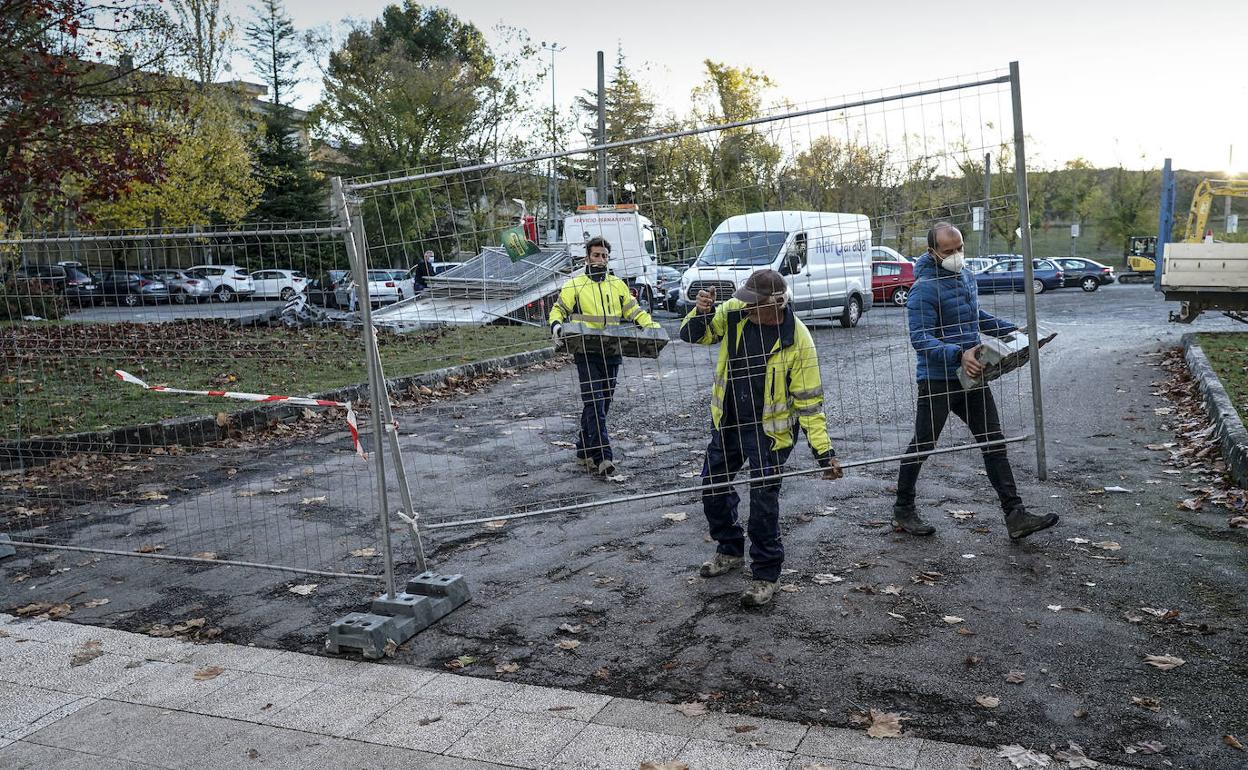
{"left": 695, "top": 231, "right": 788, "bottom": 266}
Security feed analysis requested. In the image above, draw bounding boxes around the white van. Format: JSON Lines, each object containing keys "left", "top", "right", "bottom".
{"left": 563, "top": 204, "right": 663, "bottom": 310}
{"left": 677, "top": 211, "right": 872, "bottom": 326}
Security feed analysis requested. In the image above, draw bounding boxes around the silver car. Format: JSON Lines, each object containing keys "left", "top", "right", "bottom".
{"left": 149, "top": 269, "right": 214, "bottom": 303}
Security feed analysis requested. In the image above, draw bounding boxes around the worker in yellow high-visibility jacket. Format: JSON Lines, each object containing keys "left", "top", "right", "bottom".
{"left": 680, "top": 269, "right": 843, "bottom": 608}
{"left": 549, "top": 236, "right": 660, "bottom": 476}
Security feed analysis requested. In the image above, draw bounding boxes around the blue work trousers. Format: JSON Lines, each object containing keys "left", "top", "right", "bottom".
{"left": 574, "top": 353, "right": 621, "bottom": 464}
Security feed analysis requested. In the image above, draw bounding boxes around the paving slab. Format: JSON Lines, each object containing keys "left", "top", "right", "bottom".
{"left": 261, "top": 682, "right": 404, "bottom": 737}
{"left": 0, "top": 740, "right": 153, "bottom": 770}
{"left": 184, "top": 672, "right": 325, "bottom": 723}
{"left": 589, "top": 697, "right": 707, "bottom": 737}
{"left": 415, "top": 671, "right": 527, "bottom": 709}
{"left": 108, "top": 661, "right": 243, "bottom": 710}
{"left": 316, "top": 737, "right": 518, "bottom": 770}
{"left": 546, "top": 722, "right": 688, "bottom": 769}
{"left": 356, "top": 696, "right": 493, "bottom": 754}
{"left": 445, "top": 710, "right": 586, "bottom": 769}
{"left": 206, "top": 723, "right": 338, "bottom": 770}
{"left": 690, "top": 709, "right": 810, "bottom": 752}
{"left": 339, "top": 659, "right": 440, "bottom": 695}
{"left": 253, "top": 649, "right": 362, "bottom": 683}
{"left": 180, "top": 642, "right": 284, "bottom": 672}
{"left": 5, "top": 620, "right": 193, "bottom": 662}
{"left": 0, "top": 682, "right": 94, "bottom": 740}
{"left": 674, "top": 736, "right": 794, "bottom": 770}
{"left": 797, "top": 726, "right": 924, "bottom": 769}
{"left": 505, "top": 683, "right": 612, "bottom": 721}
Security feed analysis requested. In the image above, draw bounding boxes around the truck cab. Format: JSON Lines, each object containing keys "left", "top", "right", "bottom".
{"left": 562, "top": 205, "right": 664, "bottom": 310}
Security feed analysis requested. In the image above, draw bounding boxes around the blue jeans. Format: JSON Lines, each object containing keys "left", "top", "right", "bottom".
{"left": 574, "top": 353, "right": 620, "bottom": 464}
{"left": 701, "top": 424, "right": 794, "bottom": 582}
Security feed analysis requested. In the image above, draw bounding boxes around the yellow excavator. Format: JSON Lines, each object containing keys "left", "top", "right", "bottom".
{"left": 1122, "top": 178, "right": 1248, "bottom": 283}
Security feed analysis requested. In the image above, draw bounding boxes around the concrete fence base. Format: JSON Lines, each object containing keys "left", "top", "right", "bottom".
{"left": 1181, "top": 333, "right": 1248, "bottom": 489}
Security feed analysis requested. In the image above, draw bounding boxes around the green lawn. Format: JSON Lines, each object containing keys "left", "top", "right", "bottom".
{"left": 2, "top": 322, "right": 549, "bottom": 438}
{"left": 1196, "top": 333, "right": 1248, "bottom": 423}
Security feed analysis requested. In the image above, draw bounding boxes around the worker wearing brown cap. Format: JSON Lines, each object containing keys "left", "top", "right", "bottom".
{"left": 680, "top": 269, "right": 843, "bottom": 607}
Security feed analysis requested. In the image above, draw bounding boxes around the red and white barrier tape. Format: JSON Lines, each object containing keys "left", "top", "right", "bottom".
{"left": 114, "top": 370, "right": 366, "bottom": 459}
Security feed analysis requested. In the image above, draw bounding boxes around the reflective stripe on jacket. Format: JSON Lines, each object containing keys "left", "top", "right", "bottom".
{"left": 680, "top": 298, "right": 832, "bottom": 456}
{"left": 548, "top": 273, "right": 658, "bottom": 329}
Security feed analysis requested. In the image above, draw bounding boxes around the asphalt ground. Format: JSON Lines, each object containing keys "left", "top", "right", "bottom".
{"left": 4, "top": 281, "right": 1246, "bottom": 769}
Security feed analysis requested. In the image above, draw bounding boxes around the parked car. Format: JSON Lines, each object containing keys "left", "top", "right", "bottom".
{"left": 974, "top": 258, "right": 1064, "bottom": 294}
{"left": 250, "top": 269, "right": 308, "bottom": 300}
{"left": 871, "top": 260, "right": 916, "bottom": 307}
{"left": 654, "top": 265, "right": 683, "bottom": 311}
{"left": 335, "top": 269, "right": 405, "bottom": 308}
{"left": 97, "top": 270, "right": 171, "bottom": 306}
{"left": 871, "top": 246, "right": 912, "bottom": 263}
{"left": 185, "top": 264, "right": 256, "bottom": 302}
{"left": 148, "top": 269, "right": 213, "bottom": 304}
{"left": 1052, "top": 258, "right": 1115, "bottom": 292}
{"left": 965, "top": 257, "right": 997, "bottom": 273}
{"left": 308, "top": 270, "right": 350, "bottom": 308}
{"left": 13, "top": 263, "right": 102, "bottom": 306}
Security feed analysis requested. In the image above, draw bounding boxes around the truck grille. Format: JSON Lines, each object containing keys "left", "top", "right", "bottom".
{"left": 686, "top": 280, "right": 736, "bottom": 301}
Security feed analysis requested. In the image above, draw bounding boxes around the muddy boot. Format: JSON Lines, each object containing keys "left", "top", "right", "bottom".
{"left": 740, "top": 579, "right": 777, "bottom": 608}
{"left": 892, "top": 504, "right": 935, "bottom": 536}
{"left": 699, "top": 552, "right": 744, "bottom": 578}
{"left": 1005, "top": 507, "right": 1059, "bottom": 540}
{"left": 596, "top": 459, "right": 617, "bottom": 477}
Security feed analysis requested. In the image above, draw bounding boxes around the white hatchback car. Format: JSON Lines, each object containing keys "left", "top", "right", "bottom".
{"left": 250, "top": 269, "right": 308, "bottom": 300}
{"left": 335, "top": 269, "right": 406, "bottom": 309}
{"left": 186, "top": 265, "right": 256, "bottom": 302}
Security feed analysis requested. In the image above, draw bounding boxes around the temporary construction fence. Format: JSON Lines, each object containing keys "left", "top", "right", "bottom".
{"left": 2, "top": 62, "right": 1048, "bottom": 653}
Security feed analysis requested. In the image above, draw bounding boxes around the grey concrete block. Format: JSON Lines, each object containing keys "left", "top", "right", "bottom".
{"left": 445, "top": 710, "right": 586, "bottom": 769}
{"left": 341, "top": 660, "right": 439, "bottom": 695}
{"left": 186, "top": 672, "right": 325, "bottom": 723}
{"left": 504, "top": 683, "right": 612, "bottom": 721}
{"left": 589, "top": 697, "right": 707, "bottom": 737}
{"left": 181, "top": 643, "right": 284, "bottom": 672}
{"left": 0, "top": 683, "right": 92, "bottom": 739}
{"left": 316, "top": 738, "right": 517, "bottom": 770}
{"left": 691, "top": 710, "right": 810, "bottom": 752}
{"left": 206, "top": 723, "right": 338, "bottom": 770}
{"left": 0, "top": 642, "right": 151, "bottom": 698}
{"left": 8, "top": 619, "right": 190, "bottom": 662}
{"left": 0, "top": 740, "right": 151, "bottom": 770}
{"left": 547, "top": 722, "right": 688, "bottom": 770}
{"left": 262, "top": 682, "right": 404, "bottom": 737}
{"left": 675, "top": 737, "right": 793, "bottom": 770}
{"left": 253, "top": 649, "right": 362, "bottom": 684}
{"left": 107, "top": 662, "right": 241, "bottom": 710}
{"left": 414, "top": 672, "right": 525, "bottom": 709}
{"left": 356, "top": 696, "right": 492, "bottom": 754}
{"left": 798, "top": 726, "right": 924, "bottom": 769}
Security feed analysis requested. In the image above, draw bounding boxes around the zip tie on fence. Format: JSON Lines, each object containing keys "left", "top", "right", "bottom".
{"left": 113, "top": 369, "right": 366, "bottom": 460}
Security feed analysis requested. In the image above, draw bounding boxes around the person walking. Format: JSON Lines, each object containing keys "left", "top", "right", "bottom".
{"left": 548, "top": 236, "right": 660, "bottom": 476}
{"left": 681, "top": 270, "right": 842, "bottom": 608}
{"left": 894, "top": 222, "right": 1058, "bottom": 539}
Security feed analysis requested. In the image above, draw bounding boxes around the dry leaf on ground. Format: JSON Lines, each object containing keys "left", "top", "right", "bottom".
{"left": 1053, "top": 742, "right": 1099, "bottom": 768}
{"left": 444, "top": 655, "right": 475, "bottom": 670}
{"left": 1143, "top": 654, "right": 1185, "bottom": 670}
{"left": 947, "top": 509, "right": 976, "bottom": 520}
{"left": 887, "top": 612, "right": 906, "bottom": 621}
{"left": 137, "top": 490, "right": 168, "bottom": 501}
{"left": 191, "top": 552, "right": 218, "bottom": 560}
{"left": 812, "top": 574, "right": 844, "bottom": 584}
{"left": 1092, "top": 541, "right": 1121, "bottom": 551}
{"left": 593, "top": 667, "right": 610, "bottom": 680}
{"left": 70, "top": 641, "right": 104, "bottom": 667}
{"left": 287, "top": 583, "right": 318, "bottom": 596}
{"left": 555, "top": 639, "right": 581, "bottom": 650}
{"left": 1131, "top": 696, "right": 1161, "bottom": 711}
{"left": 1223, "top": 734, "right": 1245, "bottom": 751}
{"left": 1229, "top": 516, "right": 1248, "bottom": 528}
{"left": 865, "top": 709, "right": 903, "bottom": 739}
{"left": 301, "top": 496, "right": 327, "bottom": 505}
{"left": 674, "top": 702, "right": 707, "bottom": 717}
{"left": 495, "top": 662, "right": 520, "bottom": 674}
{"left": 881, "top": 585, "right": 903, "bottom": 596}
{"left": 558, "top": 623, "right": 583, "bottom": 634}
{"left": 1178, "top": 498, "right": 1203, "bottom": 511}
{"left": 134, "top": 544, "right": 165, "bottom": 554}
{"left": 1005, "top": 670, "right": 1027, "bottom": 684}
{"left": 1124, "top": 740, "right": 1166, "bottom": 755}
{"left": 81, "top": 598, "right": 110, "bottom": 608}
{"left": 731, "top": 724, "right": 758, "bottom": 734}
{"left": 1065, "top": 537, "right": 1090, "bottom": 544}
{"left": 779, "top": 584, "right": 800, "bottom": 593}
{"left": 997, "top": 744, "right": 1052, "bottom": 768}
{"left": 942, "top": 615, "right": 964, "bottom": 625}
{"left": 640, "top": 763, "right": 689, "bottom": 770}
{"left": 975, "top": 695, "right": 1000, "bottom": 708}
{"left": 349, "top": 547, "right": 378, "bottom": 558}
{"left": 193, "top": 665, "right": 226, "bottom": 681}
{"left": 661, "top": 512, "right": 687, "bottom": 522}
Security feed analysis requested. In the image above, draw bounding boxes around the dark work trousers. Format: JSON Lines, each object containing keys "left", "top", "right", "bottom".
{"left": 701, "top": 423, "right": 795, "bottom": 582}
{"left": 573, "top": 352, "right": 621, "bottom": 464}
{"left": 896, "top": 379, "right": 1023, "bottom": 513}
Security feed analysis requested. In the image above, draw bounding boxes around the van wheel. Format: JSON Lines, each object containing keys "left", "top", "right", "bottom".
{"left": 838, "top": 295, "right": 862, "bottom": 328}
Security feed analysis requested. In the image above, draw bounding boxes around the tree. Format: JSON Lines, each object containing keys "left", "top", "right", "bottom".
{"left": 575, "top": 47, "right": 657, "bottom": 203}
{"left": 168, "top": 0, "right": 232, "bottom": 85}
{"left": 784, "top": 136, "right": 890, "bottom": 217}
{"left": 244, "top": 0, "right": 298, "bottom": 107}
{"left": 247, "top": 111, "right": 323, "bottom": 223}
{"left": 1090, "top": 164, "right": 1158, "bottom": 250}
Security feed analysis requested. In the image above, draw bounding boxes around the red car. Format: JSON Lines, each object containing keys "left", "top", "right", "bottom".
{"left": 871, "top": 260, "right": 915, "bottom": 307}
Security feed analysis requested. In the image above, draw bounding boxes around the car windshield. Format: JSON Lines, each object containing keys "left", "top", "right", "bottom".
{"left": 66, "top": 267, "right": 94, "bottom": 281}
{"left": 367, "top": 270, "right": 392, "bottom": 281}
{"left": 695, "top": 231, "right": 788, "bottom": 266}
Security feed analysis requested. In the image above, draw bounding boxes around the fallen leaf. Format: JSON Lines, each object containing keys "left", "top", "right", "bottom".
{"left": 193, "top": 665, "right": 225, "bottom": 681}
{"left": 779, "top": 584, "right": 800, "bottom": 593}
{"left": 661, "top": 512, "right": 687, "bottom": 522}
{"left": 674, "top": 702, "right": 707, "bottom": 717}
{"left": 483, "top": 520, "right": 506, "bottom": 530}
{"left": 137, "top": 490, "right": 168, "bottom": 501}
{"left": 1178, "top": 498, "right": 1203, "bottom": 511}
{"left": 1053, "top": 742, "right": 1099, "bottom": 768}
{"left": 965, "top": 655, "right": 983, "bottom": 666}
{"left": 1073, "top": 708, "right": 1088, "bottom": 718}
{"left": 300, "top": 496, "right": 327, "bottom": 505}
{"left": 887, "top": 612, "right": 906, "bottom": 621}
{"left": 1047, "top": 605, "right": 1064, "bottom": 612}
{"left": 640, "top": 763, "right": 689, "bottom": 770}
{"left": 997, "top": 744, "right": 1052, "bottom": 768}
{"left": 444, "top": 655, "right": 476, "bottom": 670}
{"left": 1005, "top": 670, "right": 1027, "bottom": 684}
{"left": 215, "top": 412, "right": 230, "bottom": 428}
{"left": 731, "top": 724, "right": 758, "bottom": 734}
{"left": 81, "top": 598, "right": 110, "bottom": 608}
{"left": 812, "top": 573, "right": 844, "bottom": 584}
{"left": 70, "top": 641, "right": 104, "bottom": 667}
{"left": 1131, "top": 696, "right": 1161, "bottom": 712}
{"left": 881, "top": 585, "right": 903, "bottom": 596}
{"left": 134, "top": 544, "right": 165, "bottom": 554}
{"left": 1143, "top": 654, "right": 1185, "bottom": 670}
{"left": 1124, "top": 740, "right": 1166, "bottom": 755}
{"left": 558, "top": 623, "right": 583, "bottom": 634}
{"left": 1065, "top": 537, "right": 1090, "bottom": 544}
{"left": 1139, "top": 607, "right": 1175, "bottom": 618}
{"left": 865, "top": 709, "right": 903, "bottom": 739}
{"left": 1229, "top": 516, "right": 1248, "bottom": 528}
{"left": 349, "top": 547, "right": 378, "bottom": 558}
{"left": 1103, "top": 486, "right": 1132, "bottom": 493}
{"left": 947, "top": 509, "right": 976, "bottom": 520}
{"left": 1091, "top": 541, "right": 1121, "bottom": 551}
{"left": 1223, "top": 734, "right": 1245, "bottom": 751}
{"left": 956, "top": 627, "right": 977, "bottom": 636}
{"left": 942, "top": 615, "right": 964, "bottom": 625}
{"left": 976, "top": 695, "right": 1000, "bottom": 708}
{"left": 495, "top": 662, "right": 520, "bottom": 674}
{"left": 191, "top": 552, "right": 218, "bottom": 560}
{"left": 268, "top": 487, "right": 289, "bottom": 494}
{"left": 287, "top": 583, "right": 318, "bottom": 596}
{"left": 417, "top": 716, "right": 441, "bottom": 726}
{"left": 555, "top": 639, "right": 581, "bottom": 650}
{"left": 593, "top": 667, "right": 610, "bottom": 680}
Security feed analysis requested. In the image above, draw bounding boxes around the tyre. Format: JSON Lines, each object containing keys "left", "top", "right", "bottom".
{"left": 1080, "top": 276, "right": 1099, "bottom": 292}
{"left": 174, "top": 292, "right": 187, "bottom": 304}
{"left": 838, "top": 295, "right": 862, "bottom": 328}
{"left": 638, "top": 285, "right": 656, "bottom": 313}
{"left": 1032, "top": 278, "right": 1046, "bottom": 295}
{"left": 279, "top": 287, "right": 295, "bottom": 301}
{"left": 890, "top": 286, "right": 909, "bottom": 307}
{"left": 215, "top": 285, "right": 233, "bottom": 303}
{"left": 123, "top": 293, "right": 140, "bottom": 308}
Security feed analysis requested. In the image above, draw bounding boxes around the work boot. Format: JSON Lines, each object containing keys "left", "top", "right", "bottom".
{"left": 740, "top": 579, "right": 777, "bottom": 608}
{"left": 1005, "top": 507, "right": 1059, "bottom": 540}
{"left": 892, "top": 504, "right": 936, "bottom": 536}
{"left": 596, "top": 459, "right": 617, "bottom": 477}
{"left": 699, "top": 552, "right": 744, "bottom": 578}
{"left": 575, "top": 456, "right": 595, "bottom": 470}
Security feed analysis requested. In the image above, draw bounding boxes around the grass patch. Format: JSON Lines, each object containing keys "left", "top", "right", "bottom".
{"left": 2, "top": 321, "right": 549, "bottom": 438}
{"left": 1195, "top": 332, "right": 1248, "bottom": 423}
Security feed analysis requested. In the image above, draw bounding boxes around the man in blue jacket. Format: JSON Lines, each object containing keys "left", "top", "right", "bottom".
{"left": 895, "top": 223, "right": 1058, "bottom": 540}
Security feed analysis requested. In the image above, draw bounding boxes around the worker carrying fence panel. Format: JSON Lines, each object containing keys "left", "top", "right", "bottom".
{"left": 548, "top": 236, "right": 661, "bottom": 477}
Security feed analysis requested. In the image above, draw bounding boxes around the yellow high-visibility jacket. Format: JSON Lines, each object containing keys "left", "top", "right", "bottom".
{"left": 680, "top": 298, "right": 832, "bottom": 457}
{"left": 548, "top": 273, "right": 659, "bottom": 330}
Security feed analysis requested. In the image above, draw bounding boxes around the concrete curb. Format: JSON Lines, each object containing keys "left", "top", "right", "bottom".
{"left": 0, "top": 346, "right": 558, "bottom": 471}
{"left": 1180, "top": 333, "right": 1248, "bottom": 488}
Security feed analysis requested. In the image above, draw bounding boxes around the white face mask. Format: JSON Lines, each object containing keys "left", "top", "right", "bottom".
{"left": 939, "top": 250, "right": 966, "bottom": 273}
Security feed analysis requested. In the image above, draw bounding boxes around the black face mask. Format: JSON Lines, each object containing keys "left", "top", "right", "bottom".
{"left": 587, "top": 262, "right": 608, "bottom": 280}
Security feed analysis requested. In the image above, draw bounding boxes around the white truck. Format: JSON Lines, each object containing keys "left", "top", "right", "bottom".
{"left": 562, "top": 204, "right": 664, "bottom": 311}
{"left": 676, "top": 211, "right": 873, "bottom": 327}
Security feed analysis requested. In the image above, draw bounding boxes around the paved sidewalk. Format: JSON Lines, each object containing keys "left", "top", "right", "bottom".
{"left": 0, "top": 615, "right": 1124, "bottom": 770}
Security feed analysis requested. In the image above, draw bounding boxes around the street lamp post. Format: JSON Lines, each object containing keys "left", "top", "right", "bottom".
{"left": 539, "top": 41, "right": 565, "bottom": 245}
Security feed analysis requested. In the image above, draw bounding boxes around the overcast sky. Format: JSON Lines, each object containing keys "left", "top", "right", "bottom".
{"left": 240, "top": 0, "right": 1246, "bottom": 172}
